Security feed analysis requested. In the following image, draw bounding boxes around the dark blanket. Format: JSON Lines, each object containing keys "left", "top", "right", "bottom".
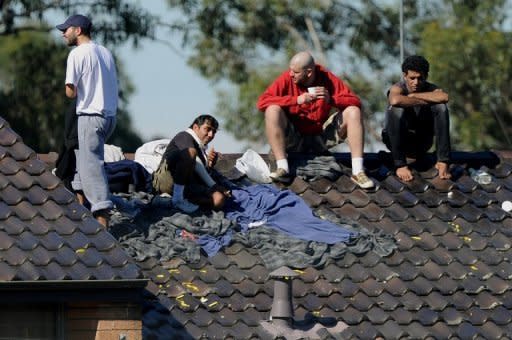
{"left": 105, "top": 159, "right": 153, "bottom": 193}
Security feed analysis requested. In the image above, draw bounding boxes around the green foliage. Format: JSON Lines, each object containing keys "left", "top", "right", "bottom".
{"left": 167, "top": 0, "right": 512, "bottom": 152}
{"left": 1, "top": 1, "right": 158, "bottom": 47}
{"left": 0, "top": 32, "right": 69, "bottom": 151}
{"left": 216, "top": 63, "right": 284, "bottom": 145}
{"left": 167, "top": 0, "right": 401, "bottom": 83}
{"left": 418, "top": 0, "right": 512, "bottom": 149}
{"left": 0, "top": 1, "right": 155, "bottom": 152}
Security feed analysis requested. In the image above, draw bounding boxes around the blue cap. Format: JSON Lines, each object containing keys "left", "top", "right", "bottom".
{"left": 56, "top": 14, "right": 92, "bottom": 32}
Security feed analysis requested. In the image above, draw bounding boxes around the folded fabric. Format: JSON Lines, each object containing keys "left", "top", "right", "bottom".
{"left": 296, "top": 155, "right": 343, "bottom": 181}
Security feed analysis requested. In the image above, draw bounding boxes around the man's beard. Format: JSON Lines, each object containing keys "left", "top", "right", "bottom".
{"left": 67, "top": 36, "right": 77, "bottom": 46}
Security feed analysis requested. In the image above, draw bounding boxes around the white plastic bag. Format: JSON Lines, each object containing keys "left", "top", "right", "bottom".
{"left": 235, "top": 149, "right": 272, "bottom": 183}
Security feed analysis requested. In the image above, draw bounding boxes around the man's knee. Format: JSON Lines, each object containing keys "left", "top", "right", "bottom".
{"left": 342, "top": 105, "right": 363, "bottom": 123}
{"left": 264, "top": 105, "right": 287, "bottom": 124}
{"left": 431, "top": 103, "right": 449, "bottom": 118}
{"left": 386, "top": 106, "right": 405, "bottom": 120}
{"left": 211, "top": 191, "right": 226, "bottom": 210}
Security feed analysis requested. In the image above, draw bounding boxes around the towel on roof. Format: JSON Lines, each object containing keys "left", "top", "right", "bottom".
{"left": 224, "top": 184, "right": 357, "bottom": 244}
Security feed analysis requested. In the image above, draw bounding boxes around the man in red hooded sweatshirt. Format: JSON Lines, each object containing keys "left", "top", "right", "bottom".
{"left": 257, "top": 51, "right": 374, "bottom": 189}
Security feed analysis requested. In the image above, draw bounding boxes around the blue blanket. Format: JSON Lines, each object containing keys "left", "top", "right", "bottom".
{"left": 224, "top": 184, "right": 357, "bottom": 244}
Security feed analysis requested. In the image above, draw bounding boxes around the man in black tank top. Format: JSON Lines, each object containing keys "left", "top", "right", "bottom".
{"left": 382, "top": 55, "right": 451, "bottom": 182}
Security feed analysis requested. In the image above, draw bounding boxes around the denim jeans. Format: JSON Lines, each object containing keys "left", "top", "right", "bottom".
{"left": 72, "top": 114, "right": 116, "bottom": 213}
{"left": 382, "top": 104, "right": 451, "bottom": 168}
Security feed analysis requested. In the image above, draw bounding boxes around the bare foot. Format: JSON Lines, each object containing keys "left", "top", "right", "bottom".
{"left": 96, "top": 215, "right": 109, "bottom": 228}
{"left": 94, "top": 209, "right": 110, "bottom": 228}
{"left": 396, "top": 166, "right": 414, "bottom": 182}
{"left": 435, "top": 161, "right": 452, "bottom": 180}
{"left": 76, "top": 192, "right": 85, "bottom": 205}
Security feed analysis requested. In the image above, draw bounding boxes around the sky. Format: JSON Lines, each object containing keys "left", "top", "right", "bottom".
{"left": 117, "top": 0, "right": 245, "bottom": 153}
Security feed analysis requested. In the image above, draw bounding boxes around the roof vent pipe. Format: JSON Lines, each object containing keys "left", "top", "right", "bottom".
{"left": 269, "top": 266, "right": 299, "bottom": 328}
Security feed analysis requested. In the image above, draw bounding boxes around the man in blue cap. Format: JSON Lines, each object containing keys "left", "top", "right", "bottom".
{"left": 56, "top": 14, "right": 118, "bottom": 228}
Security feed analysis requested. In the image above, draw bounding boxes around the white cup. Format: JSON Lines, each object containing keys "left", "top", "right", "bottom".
{"left": 502, "top": 200, "right": 512, "bottom": 212}
{"left": 307, "top": 87, "right": 316, "bottom": 94}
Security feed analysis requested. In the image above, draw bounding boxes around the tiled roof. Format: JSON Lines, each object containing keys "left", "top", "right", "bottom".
{"left": 0, "top": 117, "right": 143, "bottom": 284}
{"left": 136, "top": 151, "right": 512, "bottom": 339}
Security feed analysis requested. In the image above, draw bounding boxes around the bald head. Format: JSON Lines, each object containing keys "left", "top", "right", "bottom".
{"left": 288, "top": 51, "right": 316, "bottom": 86}
{"left": 290, "top": 51, "right": 315, "bottom": 69}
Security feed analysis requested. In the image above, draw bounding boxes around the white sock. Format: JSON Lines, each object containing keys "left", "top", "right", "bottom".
{"left": 276, "top": 159, "right": 289, "bottom": 173}
{"left": 172, "top": 184, "right": 185, "bottom": 202}
{"left": 352, "top": 157, "right": 364, "bottom": 175}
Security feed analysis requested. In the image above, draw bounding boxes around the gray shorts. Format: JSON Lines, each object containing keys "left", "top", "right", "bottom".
{"left": 285, "top": 111, "right": 344, "bottom": 153}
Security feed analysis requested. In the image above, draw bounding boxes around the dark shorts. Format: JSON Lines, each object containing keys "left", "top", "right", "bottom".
{"left": 285, "top": 111, "right": 344, "bottom": 153}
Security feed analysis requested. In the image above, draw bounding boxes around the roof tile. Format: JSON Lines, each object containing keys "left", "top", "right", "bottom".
{"left": 385, "top": 277, "right": 407, "bottom": 297}
{"left": 3, "top": 245, "right": 27, "bottom": 266}
{"left": 234, "top": 279, "right": 260, "bottom": 297}
{"left": 333, "top": 204, "right": 361, "bottom": 221}
{"left": 334, "top": 175, "right": 357, "bottom": 193}
{"left": 405, "top": 322, "right": 431, "bottom": 339}
{"left": 441, "top": 307, "right": 464, "bottom": 325}
{"left": 323, "top": 188, "right": 347, "bottom": 208}
{"left": 311, "top": 279, "right": 336, "bottom": 297}
{"left": 299, "top": 267, "right": 321, "bottom": 283}
{"left": 384, "top": 203, "right": 410, "bottom": 222}
{"left": 417, "top": 190, "right": 445, "bottom": 207}
{"left": 489, "top": 305, "right": 512, "bottom": 325}
{"left": 301, "top": 189, "right": 324, "bottom": 207}
{"left": 407, "top": 204, "right": 434, "bottom": 221}
{"left": 408, "top": 276, "right": 434, "bottom": 295}
{"left": 252, "top": 292, "right": 272, "bottom": 311}
{"left": 475, "top": 291, "right": 501, "bottom": 310}
{"left": 433, "top": 204, "right": 458, "bottom": 221}
{"left": 417, "top": 307, "right": 439, "bottom": 326}
{"left": 8, "top": 141, "right": 35, "bottom": 161}
{"left": 214, "top": 279, "right": 236, "bottom": 297}
{"left": 490, "top": 232, "right": 512, "bottom": 250}
{"left": 371, "top": 263, "right": 399, "bottom": 282}
{"left": 346, "top": 264, "right": 370, "bottom": 283}
{"left": 480, "top": 321, "right": 505, "bottom": 339}
{"left": 339, "top": 279, "right": 359, "bottom": 297}
{"left": 395, "top": 190, "right": 420, "bottom": 207}
{"left": 288, "top": 177, "right": 309, "bottom": 194}
{"left": 423, "top": 291, "right": 449, "bottom": 311}
{"left": 21, "top": 158, "right": 46, "bottom": 176}
{"left": 373, "top": 292, "right": 399, "bottom": 311}
{"left": 400, "top": 291, "right": 423, "bottom": 311}
{"left": 421, "top": 260, "right": 444, "bottom": 281}
{"left": 390, "top": 308, "right": 413, "bottom": 325}
{"left": 457, "top": 322, "right": 480, "bottom": 339}
{"left": 378, "top": 320, "right": 406, "bottom": 339}
{"left": 429, "top": 246, "right": 454, "bottom": 265}
{"left": 432, "top": 276, "right": 458, "bottom": 295}
{"left": 368, "top": 307, "right": 390, "bottom": 325}
{"left": 340, "top": 306, "right": 364, "bottom": 325}
{"left": 7, "top": 172, "right": 35, "bottom": 191}
{"left": 308, "top": 177, "right": 333, "bottom": 194}
{"left": 326, "top": 293, "right": 349, "bottom": 312}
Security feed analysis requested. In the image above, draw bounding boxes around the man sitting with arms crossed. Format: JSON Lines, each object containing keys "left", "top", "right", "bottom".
{"left": 257, "top": 51, "right": 374, "bottom": 189}
{"left": 152, "top": 115, "right": 229, "bottom": 213}
{"left": 382, "top": 55, "right": 451, "bottom": 182}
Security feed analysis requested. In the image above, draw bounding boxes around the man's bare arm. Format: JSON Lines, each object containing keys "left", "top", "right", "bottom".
{"left": 408, "top": 89, "right": 448, "bottom": 103}
{"left": 65, "top": 84, "right": 77, "bottom": 98}
{"left": 389, "top": 86, "right": 448, "bottom": 107}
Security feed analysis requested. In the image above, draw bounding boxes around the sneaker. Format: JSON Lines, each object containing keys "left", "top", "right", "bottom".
{"left": 173, "top": 199, "right": 199, "bottom": 213}
{"left": 269, "top": 168, "right": 292, "bottom": 184}
{"left": 351, "top": 171, "right": 375, "bottom": 189}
